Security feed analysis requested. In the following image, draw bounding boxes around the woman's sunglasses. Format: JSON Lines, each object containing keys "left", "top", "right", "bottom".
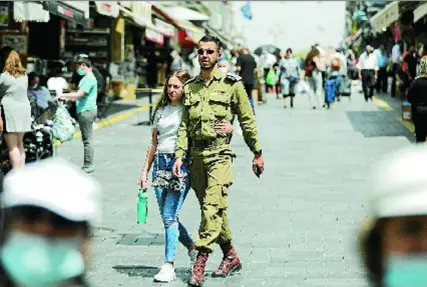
{"left": 197, "top": 49, "right": 216, "bottom": 55}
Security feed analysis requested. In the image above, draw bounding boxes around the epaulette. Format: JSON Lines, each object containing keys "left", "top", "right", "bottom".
{"left": 225, "top": 73, "right": 242, "bottom": 82}
{"left": 184, "top": 76, "right": 197, "bottom": 86}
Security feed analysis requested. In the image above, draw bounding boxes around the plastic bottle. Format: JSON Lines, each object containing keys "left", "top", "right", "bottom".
{"left": 137, "top": 189, "right": 148, "bottom": 224}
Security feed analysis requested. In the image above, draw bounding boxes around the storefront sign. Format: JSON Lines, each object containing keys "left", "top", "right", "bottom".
{"left": 95, "top": 2, "right": 119, "bottom": 18}
{"left": 61, "top": 1, "right": 89, "bottom": 19}
{"left": 0, "top": 4, "right": 9, "bottom": 27}
{"left": 154, "top": 19, "right": 175, "bottom": 38}
{"left": 370, "top": 1, "right": 399, "bottom": 33}
{"left": 42, "top": 1, "right": 87, "bottom": 26}
{"left": 146, "top": 28, "right": 164, "bottom": 45}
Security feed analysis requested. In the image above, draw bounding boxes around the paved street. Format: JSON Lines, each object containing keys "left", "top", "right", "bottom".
{"left": 57, "top": 87, "right": 412, "bottom": 287}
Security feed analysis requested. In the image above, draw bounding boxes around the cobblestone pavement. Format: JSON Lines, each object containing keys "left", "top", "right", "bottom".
{"left": 57, "top": 87, "right": 411, "bottom": 287}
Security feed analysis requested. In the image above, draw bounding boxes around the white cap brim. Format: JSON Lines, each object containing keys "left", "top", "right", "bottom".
{"left": 1, "top": 158, "right": 102, "bottom": 226}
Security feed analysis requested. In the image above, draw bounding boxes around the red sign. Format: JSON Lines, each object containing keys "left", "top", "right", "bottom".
{"left": 178, "top": 30, "right": 196, "bottom": 48}
{"left": 57, "top": 5, "right": 74, "bottom": 18}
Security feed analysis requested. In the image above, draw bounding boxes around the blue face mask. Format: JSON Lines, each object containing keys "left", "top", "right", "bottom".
{"left": 384, "top": 254, "right": 427, "bottom": 287}
{"left": 77, "top": 68, "right": 85, "bottom": 76}
{"left": 0, "top": 231, "right": 85, "bottom": 287}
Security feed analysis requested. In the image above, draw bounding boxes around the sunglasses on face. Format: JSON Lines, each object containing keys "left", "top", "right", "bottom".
{"left": 197, "top": 49, "right": 216, "bottom": 55}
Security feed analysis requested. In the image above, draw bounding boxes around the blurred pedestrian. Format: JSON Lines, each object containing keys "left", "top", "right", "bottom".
{"left": 407, "top": 56, "right": 427, "bottom": 143}
{"left": 55, "top": 55, "right": 98, "bottom": 174}
{"left": 375, "top": 45, "right": 388, "bottom": 94}
{"left": 27, "top": 72, "right": 53, "bottom": 118}
{"left": 358, "top": 45, "right": 378, "bottom": 102}
{"left": 304, "top": 47, "right": 322, "bottom": 109}
{"left": 278, "top": 48, "right": 300, "bottom": 108}
{"left": 0, "top": 158, "right": 101, "bottom": 287}
{"left": 217, "top": 59, "right": 231, "bottom": 74}
{"left": 0, "top": 48, "right": 32, "bottom": 169}
{"left": 359, "top": 145, "right": 427, "bottom": 287}
{"left": 235, "top": 47, "right": 257, "bottom": 113}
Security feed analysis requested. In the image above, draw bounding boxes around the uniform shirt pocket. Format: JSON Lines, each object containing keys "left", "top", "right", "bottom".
{"left": 208, "top": 91, "right": 231, "bottom": 118}
{"left": 184, "top": 94, "right": 201, "bottom": 120}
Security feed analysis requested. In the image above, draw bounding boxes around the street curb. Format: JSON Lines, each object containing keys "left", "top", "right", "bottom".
{"left": 53, "top": 103, "right": 151, "bottom": 147}
{"left": 372, "top": 96, "right": 415, "bottom": 133}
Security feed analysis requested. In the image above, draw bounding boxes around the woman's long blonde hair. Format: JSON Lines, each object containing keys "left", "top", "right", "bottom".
{"left": 151, "top": 69, "right": 191, "bottom": 122}
{"left": 3, "top": 50, "right": 25, "bottom": 78}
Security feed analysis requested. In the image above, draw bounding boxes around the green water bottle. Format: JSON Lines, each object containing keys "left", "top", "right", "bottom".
{"left": 137, "top": 189, "right": 148, "bottom": 224}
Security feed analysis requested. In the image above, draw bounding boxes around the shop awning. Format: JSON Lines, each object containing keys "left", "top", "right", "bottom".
{"left": 414, "top": 2, "right": 427, "bottom": 23}
{"left": 150, "top": 1, "right": 205, "bottom": 44}
{"left": 162, "top": 6, "right": 209, "bottom": 21}
{"left": 13, "top": 1, "right": 50, "bottom": 22}
{"left": 118, "top": 4, "right": 164, "bottom": 34}
{"left": 42, "top": 1, "right": 88, "bottom": 26}
{"left": 370, "top": 1, "right": 399, "bottom": 33}
{"left": 95, "top": 1, "right": 119, "bottom": 18}
{"left": 344, "top": 28, "right": 362, "bottom": 46}
{"left": 203, "top": 24, "right": 235, "bottom": 47}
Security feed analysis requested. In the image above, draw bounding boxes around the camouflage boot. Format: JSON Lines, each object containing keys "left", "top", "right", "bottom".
{"left": 212, "top": 243, "right": 242, "bottom": 278}
{"left": 188, "top": 252, "right": 209, "bottom": 286}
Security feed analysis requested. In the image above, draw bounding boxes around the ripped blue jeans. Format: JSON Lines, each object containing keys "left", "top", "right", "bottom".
{"left": 152, "top": 153, "right": 193, "bottom": 262}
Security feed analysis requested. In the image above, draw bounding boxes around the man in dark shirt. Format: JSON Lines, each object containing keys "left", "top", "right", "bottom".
{"left": 236, "top": 47, "right": 257, "bottom": 113}
{"left": 403, "top": 45, "right": 417, "bottom": 82}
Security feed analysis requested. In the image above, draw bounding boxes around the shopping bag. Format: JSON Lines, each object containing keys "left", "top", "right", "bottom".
{"left": 137, "top": 189, "right": 148, "bottom": 224}
{"left": 295, "top": 80, "right": 310, "bottom": 95}
{"left": 51, "top": 103, "right": 76, "bottom": 142}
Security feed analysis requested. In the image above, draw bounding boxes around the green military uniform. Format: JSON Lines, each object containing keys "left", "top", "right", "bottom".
{"left": 175, "top": 68, "right": 262, "bottom": 253}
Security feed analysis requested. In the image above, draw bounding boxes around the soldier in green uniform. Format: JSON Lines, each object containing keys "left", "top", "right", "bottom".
{"left": 172, "top": 35, "right": 264, "bottom": 286}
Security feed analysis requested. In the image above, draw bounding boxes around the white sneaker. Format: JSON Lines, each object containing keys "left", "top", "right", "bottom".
{"left": 188, "top": 249, "right": 198, "bottom": 271}
{"left": 153, "top": 264, "right": 176, "bottom": 283}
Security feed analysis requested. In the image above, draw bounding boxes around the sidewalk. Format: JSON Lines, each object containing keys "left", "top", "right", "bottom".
{"left": 55, "top": 87, "right": 412, "bottom": 287}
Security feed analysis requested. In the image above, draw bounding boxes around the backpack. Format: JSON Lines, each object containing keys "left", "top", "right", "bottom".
{"left": 324, "top": 79, "right": 338, "bottom": 103}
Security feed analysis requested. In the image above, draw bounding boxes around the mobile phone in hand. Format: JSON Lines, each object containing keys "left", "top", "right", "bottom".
{"left": 253, "top": 165, "right": 261, "bottom": 178}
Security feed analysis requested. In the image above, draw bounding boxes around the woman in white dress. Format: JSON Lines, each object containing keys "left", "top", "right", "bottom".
{"left": 0, "top": 48, "right": 31, "bottom": 168}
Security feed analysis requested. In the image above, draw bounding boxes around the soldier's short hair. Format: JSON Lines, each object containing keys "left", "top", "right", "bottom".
{"left": 199, "top": 34, "right": 223, "bottom": 51}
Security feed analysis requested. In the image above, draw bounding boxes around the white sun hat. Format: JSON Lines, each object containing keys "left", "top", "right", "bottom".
{"left": 370, "top": 145, "right": 427, "bottom": 219}
{"left": 1, "top": 158, "right": 102, "bottom": 226}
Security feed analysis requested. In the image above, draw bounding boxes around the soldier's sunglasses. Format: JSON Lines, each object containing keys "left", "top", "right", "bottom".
{"left": 197, "top": 49, "right": 215, "bottom": 55}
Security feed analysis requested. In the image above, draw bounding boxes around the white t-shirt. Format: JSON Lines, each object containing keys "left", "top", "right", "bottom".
{"left": 153, "top": 104, "right": 183, "bottom": 154}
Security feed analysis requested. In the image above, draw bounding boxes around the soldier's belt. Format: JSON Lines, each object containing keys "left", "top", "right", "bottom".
{"left": 190, "top": 138, "right": 229, "bottom": 149}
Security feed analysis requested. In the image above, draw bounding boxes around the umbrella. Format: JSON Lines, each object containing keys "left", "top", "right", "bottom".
{"left": 254, "top": 44, "right": 281, "bottom": 57}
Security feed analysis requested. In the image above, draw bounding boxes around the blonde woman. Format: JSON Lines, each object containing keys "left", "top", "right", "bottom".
{"left": 0, "top": 48, "right": 31, "bottom": 168}
{"left": 138, "top": 69, "right": 232, "bottom": 282}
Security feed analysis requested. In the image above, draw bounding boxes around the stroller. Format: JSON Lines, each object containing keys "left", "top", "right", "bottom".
{"left": 0, "top": 100, "right": 59, "bottom": 176}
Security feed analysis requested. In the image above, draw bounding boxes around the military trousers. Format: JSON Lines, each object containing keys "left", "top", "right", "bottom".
{"left": 190, "top": 151, "right": 233, "bottom": 253}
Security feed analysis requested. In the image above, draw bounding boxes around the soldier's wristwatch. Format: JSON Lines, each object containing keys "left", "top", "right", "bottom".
{"left": 254, "top": 150, "right": 262, "bottom": 156}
